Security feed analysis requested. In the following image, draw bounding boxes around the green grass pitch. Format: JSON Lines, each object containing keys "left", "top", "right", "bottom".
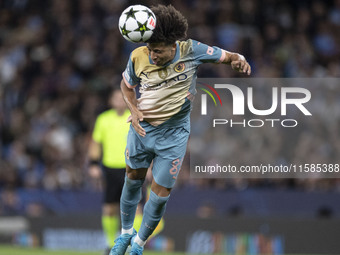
{"left": 0, "top": 245, "right": 323, "bottom": 255}
{"left": 0, "top": 245, "right": 186, "bottom": 255}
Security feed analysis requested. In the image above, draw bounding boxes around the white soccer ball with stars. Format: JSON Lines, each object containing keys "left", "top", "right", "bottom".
{"left": 118, "top": 5, "right": 156, "bottom": 43}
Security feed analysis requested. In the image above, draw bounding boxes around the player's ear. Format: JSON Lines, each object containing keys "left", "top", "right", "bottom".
{"left": 171, "top": 43, "right": 176, "bottom": 50}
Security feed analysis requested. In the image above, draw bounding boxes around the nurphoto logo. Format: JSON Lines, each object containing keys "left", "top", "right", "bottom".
{"left": 190, "top": 78, "right": 339, "bottom": 179}
{"left": 198, "top": 81, "right": 312, "bottom": 128}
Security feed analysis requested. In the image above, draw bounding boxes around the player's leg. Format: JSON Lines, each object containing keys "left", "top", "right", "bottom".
{"left": 130, "top": 126, "right": 189, "bottom": 254}
{"left": 110, "top": 123, "right": 155, "bottom": 255}
{"left": 110, "top": 166, "right": 147, "bottom": 255}
{"left": 102, "top": 167, "right": 125, "bottom": 255}
{"left": 132, "top": 203, "right": 164, "bottom": 238}
{"left": 133, "top": 183, "right": 165, "bottom": 239}
{"left": 102, "top": 204, "right": 119, "bottom": 255}
{"left": 130, "top": 181, "right": 171, "bottom": 253}
{"left": 120, "top": 166, "right": 148, "bottom": 233}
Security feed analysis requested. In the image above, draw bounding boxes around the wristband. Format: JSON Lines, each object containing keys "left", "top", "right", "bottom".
{"left": 89, "top": 159, "right": 100, "bottom": 166}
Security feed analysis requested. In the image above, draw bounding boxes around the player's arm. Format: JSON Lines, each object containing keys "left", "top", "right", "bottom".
{"left": 120, "top": 79, "right": 146, "bottom": 137}
{"left": 89, "top": 139, "right": 101, "bottom": 161}
{"left": 222, "top": 50, "right": 251, "bottom": 75}
{"left": 88, "top": 139, "right": 102, "bottom": 179}
{"left": 192, "top": 40, "right": 251, "bottom": 75}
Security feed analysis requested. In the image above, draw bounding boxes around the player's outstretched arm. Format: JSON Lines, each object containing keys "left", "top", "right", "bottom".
{"left": 120, "top": 79, "right": 146, "bottom": 137}
{"left": 222, "top": 50, "right": 251, "bottom": 75}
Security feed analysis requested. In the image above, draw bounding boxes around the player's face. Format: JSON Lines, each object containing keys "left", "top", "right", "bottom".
{"left": 147, "top": 42, "right": 176, "bottom": 66}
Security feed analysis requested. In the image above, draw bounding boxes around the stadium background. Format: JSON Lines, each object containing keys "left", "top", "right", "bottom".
{"left": 0, "top": 0, "right": 339, "bottom": 254}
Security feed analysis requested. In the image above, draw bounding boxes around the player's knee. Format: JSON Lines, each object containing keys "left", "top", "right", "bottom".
{"left": 124, "top": 175, "right": 145, "bottom": 188}
{"left": 126, "top": 167, "right": 147, "bottom": 180}
{"left": 151, "top": 180, "right": 172, "bottom": 197}
{"left": 149, "top": 190, "right": 170, "bottom": 207}
{"left": 121, "top": 177, "right": 144, "bottom": 205}
{"left": 126, "top": 171, "right": 140, "bottom": 180}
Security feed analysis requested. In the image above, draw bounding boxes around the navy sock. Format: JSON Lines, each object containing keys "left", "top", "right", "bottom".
{"left": 120, "top": 176, "right": 144, "bottom": 230}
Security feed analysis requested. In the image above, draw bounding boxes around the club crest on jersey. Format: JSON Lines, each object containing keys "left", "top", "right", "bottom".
{"left": 158, "top": 68, "right": 168, "bottom": 79}
{"left": 174, "top": 62, "right": 185, "bottom": 73}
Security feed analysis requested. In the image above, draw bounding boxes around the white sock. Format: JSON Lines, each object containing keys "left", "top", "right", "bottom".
{"left": 134, "top": 234, "right": 146, "bottom": 247}
{"left": 121, "top": 227, "right": 133, "bottom": 235}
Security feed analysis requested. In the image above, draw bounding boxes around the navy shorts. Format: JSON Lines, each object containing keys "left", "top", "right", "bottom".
{"left": 102, "top": 166, "right": 126, "bottom": 204}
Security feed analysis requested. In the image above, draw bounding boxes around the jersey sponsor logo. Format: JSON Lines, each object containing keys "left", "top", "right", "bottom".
{"left": 158, "top": 68, "right": 168, "bottom": 79}
{"left": 141, "top": 73, "right": 188, "bottom": 91}
{"left": 174, "top": 62, "right": 185, "bottom": 73}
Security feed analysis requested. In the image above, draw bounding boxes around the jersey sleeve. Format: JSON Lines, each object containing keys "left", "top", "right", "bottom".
{"left": 92, "top": 115, "right": 103, "bottom": 143}
{"left": 191, "top": 40, "right": 225, "bottom": 64}
{"left": 122, "top": 53, "right": 140, "bottom": 89}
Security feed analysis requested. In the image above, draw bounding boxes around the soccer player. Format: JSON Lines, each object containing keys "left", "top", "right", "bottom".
{"left": 89, "top": 90, "right": 162, "bottom": 255}
{"left": 111, "top": 4, "right": 251, "bottom": 255}
{"left": 89, "top": 89, "right": 130, "bottom": 255}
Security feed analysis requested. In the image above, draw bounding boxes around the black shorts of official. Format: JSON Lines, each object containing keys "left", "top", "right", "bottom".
{"left": 102, "top": 166, "right": 126, "bottom": 204}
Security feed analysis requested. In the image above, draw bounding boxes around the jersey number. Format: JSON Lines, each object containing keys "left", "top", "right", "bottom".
{"left": 169, "top": 158, "right": 184, "bottom": 179}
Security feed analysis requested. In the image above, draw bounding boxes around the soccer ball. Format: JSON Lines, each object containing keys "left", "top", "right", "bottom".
{"left": 118, "top": 5, "right": 156, "bottom": 43}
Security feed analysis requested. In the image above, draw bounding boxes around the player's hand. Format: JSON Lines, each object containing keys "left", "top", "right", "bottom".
{"left": 89, "top": 165, "right": 102, "bottom": 179}
{"left": 231, "top": 60, "right": 251, "bottom": 75}
{"left": 127, "top": 110, "right": 146, "bottom": 137}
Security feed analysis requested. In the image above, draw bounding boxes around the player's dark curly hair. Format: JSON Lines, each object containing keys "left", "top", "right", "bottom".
{"left": 148, "top": 4, "right": 188, "bottom": 45}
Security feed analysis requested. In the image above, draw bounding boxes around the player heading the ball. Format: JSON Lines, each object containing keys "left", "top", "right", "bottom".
{"left": 111, "top": 4, "right": 251, "bottom": 255}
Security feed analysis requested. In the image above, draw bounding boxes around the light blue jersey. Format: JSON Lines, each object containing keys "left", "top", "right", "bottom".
{"left": 123, "top": 39, "right": 225, "bottom": 188}
{"left": 123, "top": 39, "right": 225, "bottom": 126}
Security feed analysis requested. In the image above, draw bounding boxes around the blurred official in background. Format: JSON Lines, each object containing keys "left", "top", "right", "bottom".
{"left": 88, "top": 89, "right": 130, "bottom": 254}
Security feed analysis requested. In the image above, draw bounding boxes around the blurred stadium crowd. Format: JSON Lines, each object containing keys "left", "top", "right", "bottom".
{"left": 0, "top": 0, "right": 340, "bottom": 216}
